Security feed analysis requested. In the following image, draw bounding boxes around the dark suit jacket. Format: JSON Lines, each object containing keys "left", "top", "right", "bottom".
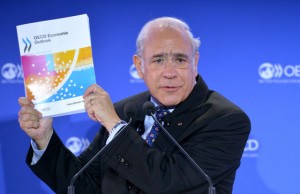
{"left": 26, "top": 75, "right": 250, "bottom": 194}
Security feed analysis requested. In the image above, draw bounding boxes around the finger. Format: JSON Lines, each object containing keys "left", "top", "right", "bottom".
{"left": 86, "top": 107, "right": 98, "bottom": 122}
{"left": 84, "top": 99, "right": 92, "bottom": 110}
{"left": 18, "top": 114, "right": 40, "bottom": 130}
{"left": 90, "top": 99, "right": 95, "bottom": 105}
{"left": 18, "top": 114, "right": 40, "bottom": 128}
{"left": 18, "top": 97, "right": 34, "bottom": 108}
{"left": 83, "top": 93, "right": 101, "bottom": 109}
{"left": 18, "top": 106, "right": 43, "bottom": 131}
{"left": 20, "top": 120, "right": 40, "bottom": 131}
{"left": 84, "top": 93, "right": 98, "bottom": 107}
{"left": 83, "top": 84, "right": 97, "bottom": 98}
{"left": 83, "top": 84, "right": 105, "bottom": 99}
{"left": 19, "top": 106, "right": 42, "bottom": 118}
{"left": 19, "top": 110, "right": 40, "bottom": 121}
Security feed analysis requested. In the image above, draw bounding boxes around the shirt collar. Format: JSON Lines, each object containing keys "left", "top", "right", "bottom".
{"left": 150, "top": 97, "right": 174, "bottom": 113}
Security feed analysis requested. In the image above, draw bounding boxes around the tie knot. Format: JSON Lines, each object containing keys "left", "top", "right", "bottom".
{"left": 155, "top": 106, "right": 170, "bottom": 121}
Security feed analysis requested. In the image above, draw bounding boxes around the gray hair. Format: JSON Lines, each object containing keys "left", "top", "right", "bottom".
{"left": 136, "top": 17, "right": 201, "bottom": 56}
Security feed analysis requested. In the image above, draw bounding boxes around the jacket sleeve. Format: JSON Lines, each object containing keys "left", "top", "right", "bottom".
{"left": 26, "top": 129, "right": 106, "bottom": 194}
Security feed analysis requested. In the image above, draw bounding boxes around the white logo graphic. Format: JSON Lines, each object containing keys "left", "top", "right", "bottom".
{"left": 1, "top": 63, "right": 22, "bottom": 80}
{"left": 66, "top": 137, "right": 90, "bottom": 156}
{"left": 243, "top": 138, "right": 259, "bottom": 158}
{"left": 258, "top": 62, "right": 300, "bottom": 83}
{"left": 1, "top": 63, "right": 23, "bottom": 84}
{"left": 129, "top": 64, "right": 143, "bottom": 83}
{"left": 259, "top": 63, "right": 277, "bottom": 79}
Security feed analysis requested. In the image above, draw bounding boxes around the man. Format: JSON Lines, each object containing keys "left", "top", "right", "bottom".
{"left": 18, "top": 17, "right": 250, "bottom": 194}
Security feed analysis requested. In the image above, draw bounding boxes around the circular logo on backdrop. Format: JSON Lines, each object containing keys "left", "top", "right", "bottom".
{"left": 66, "top": 137, "right": 82, "bottom": 155}
{"left": 258, "top": 63, "right": 274, "bottom": 79}
{"left": 1, "top": 63, "right": 18, "bottom": 80}
{"left": 66, "top": 136, "right": 90, "bottom": 156}
{"left": 129, "top": 64, "right": 141, "bottom": 79}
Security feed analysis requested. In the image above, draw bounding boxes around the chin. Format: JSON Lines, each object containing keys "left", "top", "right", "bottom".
{"left": 160, "top": 98, "right": 181, "bottom": 107}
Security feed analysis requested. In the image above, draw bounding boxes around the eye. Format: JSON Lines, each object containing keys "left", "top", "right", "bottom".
{"left": 153, "top": 57, "right": 166, "bottom": 64}
{"left": 175, "top": 57, "right": 187, "bottom": 64}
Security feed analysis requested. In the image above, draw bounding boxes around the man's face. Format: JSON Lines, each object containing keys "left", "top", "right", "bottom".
{"left": 134, "top": 27, "right": 199, "bottom": 107}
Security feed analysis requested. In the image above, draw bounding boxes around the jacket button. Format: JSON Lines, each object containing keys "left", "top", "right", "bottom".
{"left": 124, "top": 162, "right": 132, "bottom": 169}
{"left": 119, "top": 158, "right": 125, "bottom": 163}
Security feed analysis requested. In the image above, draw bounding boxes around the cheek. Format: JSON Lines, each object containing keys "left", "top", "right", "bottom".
{"left": 142, "top": 71, "right": 161, "bottom": 94}
{"left": 189, "top": 67, "right": 198, "bottom": 80}
{"left": 181, "top": 71, "right": 197, "bottom": 95}
{"left": 143, "top": 74, "right": 157, "bottom": 89}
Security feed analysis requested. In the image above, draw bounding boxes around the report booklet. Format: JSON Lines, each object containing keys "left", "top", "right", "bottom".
{"left": 16, "top": 14, "right": 96, "bottom": 117}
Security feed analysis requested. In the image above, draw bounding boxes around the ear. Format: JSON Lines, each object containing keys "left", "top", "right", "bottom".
{"left": 193, "top": 52, "right": 199, "bottom": 77}
{"left": 133, "top": 55, "right": 144, "bottom": 79}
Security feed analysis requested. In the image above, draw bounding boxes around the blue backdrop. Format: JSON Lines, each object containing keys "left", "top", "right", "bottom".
{"left": 1, "top": 0, "right": 299, "bottom": 194}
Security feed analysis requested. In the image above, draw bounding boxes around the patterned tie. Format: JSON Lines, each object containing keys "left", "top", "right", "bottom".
{"left": 146, "top": 106, "right": 170, "bottom": 146}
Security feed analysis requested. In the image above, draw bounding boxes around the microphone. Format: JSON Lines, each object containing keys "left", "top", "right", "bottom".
{"left": 67, "top": 102, "right": 136, "bottom": 194}
{"left": 142, "top": 101, "right": 216, "bottom": 194}
{"left": 124, "top": 102, "right": 137, "bottom": 122}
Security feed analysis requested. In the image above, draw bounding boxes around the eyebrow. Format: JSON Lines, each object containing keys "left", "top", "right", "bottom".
{"left": 151, "top": 53, "right": 189, "bottom": 59}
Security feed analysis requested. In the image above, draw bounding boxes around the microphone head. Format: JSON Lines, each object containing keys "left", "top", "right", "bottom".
{"left": 142, "top": 101, "right": 155, "bottom": 116}
{"left": 124, "top": 102, "right": 136, "bottom": 120}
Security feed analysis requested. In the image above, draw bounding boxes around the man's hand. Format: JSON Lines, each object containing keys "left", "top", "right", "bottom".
{"left": 83, "top": 84, "right": 120, "bottom": 132}
{"left": 18, "top": 97, "right": 53, "bottom": 150}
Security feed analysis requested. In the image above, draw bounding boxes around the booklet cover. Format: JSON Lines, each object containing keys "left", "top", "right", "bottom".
{"left": 16, "top": 14, "right": 96, "bottom": 117}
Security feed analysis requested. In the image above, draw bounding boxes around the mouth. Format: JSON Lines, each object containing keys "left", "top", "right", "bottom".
{"left": 160, "top": 85, "right": 181, "bottom": 92}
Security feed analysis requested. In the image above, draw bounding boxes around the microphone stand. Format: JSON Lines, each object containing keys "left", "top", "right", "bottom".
{"left": 67, "top": 118, "right": 132, "bottom": 194}
{"left": 150, "top": 113, "right": 216, "bottom": 194}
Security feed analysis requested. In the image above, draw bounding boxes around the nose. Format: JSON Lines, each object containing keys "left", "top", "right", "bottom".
{"left": 162, "top": 60, "right": 177, "bottom": 78}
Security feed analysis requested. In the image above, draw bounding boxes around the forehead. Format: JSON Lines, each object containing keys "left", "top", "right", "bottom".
{"left": 142, "top": 27, "right": 193, "bottom": 58}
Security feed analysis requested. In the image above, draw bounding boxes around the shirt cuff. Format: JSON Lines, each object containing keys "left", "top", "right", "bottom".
{"left": 30, "top": 131, "right": 53, "bottom": 165}
{"left": 106, "top": 120, "right": 127, "bottom": 144}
